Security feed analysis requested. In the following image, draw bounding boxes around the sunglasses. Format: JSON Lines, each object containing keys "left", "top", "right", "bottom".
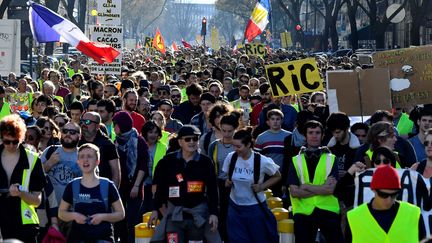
{"left": 3, "top": 139, "right": 19, "bottom": 145}
{"left": 376, "top": 190, "right": 399, "bottom": 199}
{"left": 171, "top": 95, "right": 181, "bottom": 99}
{"left": 80, "top": 119, "right": 98, "bottom": 125}
{"left": 423, "top": 140, "right": 432, "bottom": 147}
{"left": 62, "top": 129, "right": 79, "bottom": 135}
{"left": 373, "top": 158, "right": 390, "bottom": 165}
{"left": 183, "top": 136, "right": 199, "bottom": 142}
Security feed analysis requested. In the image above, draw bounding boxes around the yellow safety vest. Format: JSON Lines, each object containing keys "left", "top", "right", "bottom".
{"left": 106, "top": 123, "right": 116, "bottom": 142}
{"left": 68, "top": 68, "right": 82, "bottom": 78}
{"left": 366, "top": 149, "right": 401, "bottom": 168}
{"left": 21, "top": 149, "right": 40, "bottom": 225}
{"left": 396, "top": 113, "right": 414, "bottom": 136}
{"left": 290, "top": 153, "right": 340, "bottom": 216}
{"left": 231, "top": 100, "right": 241, "bottom": 109}
{"left": 161, "top": 131, "right": 170, "bottom": 146}
{"left": 151, "top": 141, "right": 167, "bottom": 176}
{"left": 347, "top": 202, "right": 420, "bottom": 243}
{"left": 0, "top": 101, "right": 11, "bottom": 120}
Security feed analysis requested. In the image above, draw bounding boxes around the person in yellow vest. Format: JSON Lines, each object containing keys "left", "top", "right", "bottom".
{"left": 67, "top": 59, "right": 82, "bottom": 78}
{"left": 0, "top": 114, "right": 46, "bottom": 242}
{"left": 287, "top": 120, "right": 344, "bottom": 243}
{"left": 0, "top": 86, "right": 11, "bottom": 120}
{"left": 346, "top": 165, "right": 425, "bottom": 242}
{"left": 97, "top": 99, "right": 117, "bottom": 142}
{"left": 141, "top": 121, "right": 167, "bottom": 213}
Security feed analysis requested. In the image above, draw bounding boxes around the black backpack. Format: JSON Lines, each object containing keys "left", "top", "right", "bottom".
{"left": 228, "top": 152, "right": 270, "bottom": 218}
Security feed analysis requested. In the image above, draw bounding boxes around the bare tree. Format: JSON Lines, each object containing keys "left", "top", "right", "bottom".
{"left": 357, "top": 0, "right": 408, "bottom": 49}
{"left": 0, "top": 0, "right": 13, "bottom": 19}
{"left": 215, "top": 0, "right": 255, "bottom": 21}
{"left": 277, "top": 0, "right": 304, "bottom": 46}
{"left": 409, "top": 0, "right": 432, "bottom": 46}
{"left": 344, "top": 0, "right": 359, "bottom": 50}
{"left": 213, "top": 10, "right": 245, "bottom": 42}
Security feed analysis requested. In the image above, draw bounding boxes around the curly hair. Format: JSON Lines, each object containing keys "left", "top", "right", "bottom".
{"left": 0, "top": 114, "right": 27, "bottom": 142}
{"left": 208, "top": 102, "right": 234, "bottom": 129}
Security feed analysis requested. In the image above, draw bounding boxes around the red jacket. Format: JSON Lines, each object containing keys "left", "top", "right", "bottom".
{"left": 250, "top": 102, "right": 264, "bottom": 126}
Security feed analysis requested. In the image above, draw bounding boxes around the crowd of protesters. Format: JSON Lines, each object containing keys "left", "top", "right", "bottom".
{"left": 0, "top": 45, "right": 431, "bottom": 243}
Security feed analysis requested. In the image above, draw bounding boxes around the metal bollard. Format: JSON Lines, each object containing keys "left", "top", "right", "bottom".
{"left": 271, "top": 207, "right": 289, "bottom": 221}
{"left": 267, "top": 197, "right": 283, "bottom": 209}
{"left": 278, "top": 219, "right": 294, "bottom": 243}
{"left": 135, "top": 223, "right": 154, "bottom": 243}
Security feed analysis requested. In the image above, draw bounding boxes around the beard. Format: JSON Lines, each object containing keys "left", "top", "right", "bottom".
{"left": 61, "top": 137, "right": 79, "bottom": 148}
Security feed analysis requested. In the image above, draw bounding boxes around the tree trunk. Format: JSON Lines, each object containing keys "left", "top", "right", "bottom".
{"left": 374, "top": 29, "right": 386, "bottom": 49}
{"left": 0, "top": 0, "right": 12, "bottom": 19}
{"left": 78, "top": 0, "right": 86, "bottom": 31}
{"left": 410, "top": 20, "right": 421, "bottom": 46}
{"left": 345, "top": 0, "right": 359, "bottom": 50}
{"left": 330, "top": 20, "right": 339, "bottom": 50}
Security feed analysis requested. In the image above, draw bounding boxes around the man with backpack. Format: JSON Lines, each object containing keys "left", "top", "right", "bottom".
{"left": 58, "top": 143, "right": 125, "bottom": 242}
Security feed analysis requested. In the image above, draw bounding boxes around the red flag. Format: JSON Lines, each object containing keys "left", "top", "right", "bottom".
{"left": 172, "top": 41, "right": 179, "bottom": 51}
{"left": 181, "top": 39, "right": 192, "bottom": 48}
{"left": 152, "top": 28, "right": 166, "bottom": 54}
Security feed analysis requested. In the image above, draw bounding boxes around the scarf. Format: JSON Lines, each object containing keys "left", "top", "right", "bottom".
{"left": 116, "top": 128, "right": 138, "bottom": 180}
{"left": 292, "top": 128, "right": 306, "bottom": 147}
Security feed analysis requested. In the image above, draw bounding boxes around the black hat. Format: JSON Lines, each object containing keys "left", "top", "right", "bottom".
{"left": 177, "top": 125, "right": 201, "bottom": 139}
{"left": 121, "top": 79, "right": 135, "bottom": 90}
{"left": 200, "top": 92, "right": 216, "bottom": 103}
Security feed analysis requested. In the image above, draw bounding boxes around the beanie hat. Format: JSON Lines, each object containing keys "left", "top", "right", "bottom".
{"left": 112, "top": 111, "right": 133, "bottom": 134}
{"left": 177, "top": 125, "right": 201, "bottom": 139}
{"left": 370, "top": 165, "right": 401, "bottom": 190}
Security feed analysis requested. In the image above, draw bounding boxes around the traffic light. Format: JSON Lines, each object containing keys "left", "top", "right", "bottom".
{"left": 295, "top": 24, "right": 302, "bottom": 32}
{"left": 201, "top": 17, "right": 207, "bottom": 36}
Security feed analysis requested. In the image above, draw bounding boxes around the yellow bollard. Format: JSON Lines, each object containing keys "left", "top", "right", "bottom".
{"left": 271, "top": 207, "right": 289, "bottom": 221}
{"left": 278, "top": 219, "right": 294, "bottom": 243}
{"left": 267, "top": 197, "right": 283, "bottom": 209}
{"left": 264, "top": 189, "right": 273, "bottom": 199}
{"left": 135, "top": 223, "right": 154, "bottom": 243}
{"left": 142, "top": 212, "right": 152, "bottom": 223}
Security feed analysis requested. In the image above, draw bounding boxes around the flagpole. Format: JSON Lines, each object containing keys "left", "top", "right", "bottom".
{"left": 270, "top": 0, "right": 274, "bottom": 48}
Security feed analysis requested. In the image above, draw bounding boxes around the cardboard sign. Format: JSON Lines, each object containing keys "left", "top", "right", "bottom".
{"left": 143, "top": 36, "right": 154, "bottom": 48}
{"left": 265, "top": 58, "right": 323, "bottom": 98}
{"left": 355, "top": 169, "right": 432, "bottom": 236}
{"left": 89, "top": 25, "right": 122, "bottom": 75}
{"left": 326, "top": 69, "right": 392, "bottom": 116}
{"left": 7, "top": 93, "right": 31, "bottom": 112}
{"left": 245, "top": 43, "right": 265, "bottom": 56}
{"left": 97, "top": 0, "right": 121, "bottom": 25}
{"left": 373, "top": 45, "right": 432, "bottom": 106}
{"left": 211, "top": 27, "right": 220, "bottom": 51}
{"left": 280, "top": 32, "right": 292, "bottom": 49}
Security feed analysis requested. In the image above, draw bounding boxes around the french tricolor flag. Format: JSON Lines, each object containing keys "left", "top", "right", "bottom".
{"left": 29, "top": 2, "right": 119, "bottom": 64}
{"left": 244, "top": 0, "right": 271, "bottom": 43}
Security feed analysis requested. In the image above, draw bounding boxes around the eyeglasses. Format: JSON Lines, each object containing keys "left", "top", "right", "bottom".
{"left": 3, "top": 139, "right": 19, "bottom": 145}
{"left": 373, "top": 158, "right": 390, "bottom": 165}
{"left": 183, "top": 136, "right": 199, "bottom": 142}
{"left": 62, "top": 129, "right": 79, "bottom": 135}
{"left": 80, "top": 119, "right": 98, "bottom": 125}
{"left": 423, "top": 140, "right": 432, "bottom": 147}
{"left": 376, "top": 190, "right": 399, "bottom": 199}
{"left": 171, "top": 95, "right": 181, "bottom": 99}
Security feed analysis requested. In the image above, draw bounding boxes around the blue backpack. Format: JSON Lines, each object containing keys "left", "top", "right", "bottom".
{"left": 71, "top": 177, "right": 110, "bottom": 212}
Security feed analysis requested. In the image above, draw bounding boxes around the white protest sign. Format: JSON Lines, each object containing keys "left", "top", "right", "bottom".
{"left": 0, "top": 20, "right": 20, "bottom": 76}
{"left": 355, "top": 169, "right": 432, "bottom": 236}
{"left": 97, "top": 0, "right": 121, "bottom": 26}
{"left": 89, "top": 25, "right": 122, "bottom": 75}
